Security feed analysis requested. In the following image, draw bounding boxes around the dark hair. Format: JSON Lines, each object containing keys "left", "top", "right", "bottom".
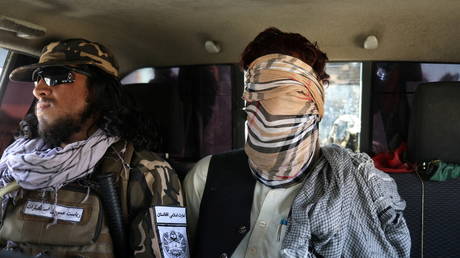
{"left": 85, "top": 66, "right": 160, "bottom": 151}
{"left": 240, "top": 27, "right": 330, "bottom": 83}
{"left": 18, "top": 66, "right": 160, "bottom": 151}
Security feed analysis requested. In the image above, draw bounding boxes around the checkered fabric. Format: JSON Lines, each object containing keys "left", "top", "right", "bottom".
{"left": 281, "top": 144, "right": 411, "bottom": 257}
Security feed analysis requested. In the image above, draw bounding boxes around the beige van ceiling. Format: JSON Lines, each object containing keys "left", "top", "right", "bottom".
{"left": 0, "top": 0, "right": 458, "bottom": 75}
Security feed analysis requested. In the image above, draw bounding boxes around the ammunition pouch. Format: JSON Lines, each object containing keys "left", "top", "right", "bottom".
{"left": 0, "top": 187, "right": 104, "bottom": 246}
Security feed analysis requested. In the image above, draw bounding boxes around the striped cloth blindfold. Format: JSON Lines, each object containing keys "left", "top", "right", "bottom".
{"left": 243, "top": 54, "right": 324, "bottom": 187}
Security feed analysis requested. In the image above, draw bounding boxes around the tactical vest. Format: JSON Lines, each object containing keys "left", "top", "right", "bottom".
{"left": 0, "top": 140, "right": 134, "bottom": 258}
{"left": 194, "top": 149, "right": 256, "bottom": 258}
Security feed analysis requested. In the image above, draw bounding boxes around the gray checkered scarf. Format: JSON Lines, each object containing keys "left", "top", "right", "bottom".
{"left": 0, "top": 129, "right": 118, "bottom": 192}
{"left": 281, "top": 144, "right": 411, "bottom": 257}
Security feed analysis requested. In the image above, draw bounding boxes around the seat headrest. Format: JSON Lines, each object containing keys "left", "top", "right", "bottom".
{"left": 408, "top": 82, "right": 460, "bottom": 163}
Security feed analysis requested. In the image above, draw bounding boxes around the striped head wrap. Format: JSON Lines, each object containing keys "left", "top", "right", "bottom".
{"left": 243, "top": 54, "right": 324, "bottom": 187}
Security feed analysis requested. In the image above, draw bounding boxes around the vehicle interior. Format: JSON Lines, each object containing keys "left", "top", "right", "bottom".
{"left": 0, "top": 1, "right": 459, "bottom": 257}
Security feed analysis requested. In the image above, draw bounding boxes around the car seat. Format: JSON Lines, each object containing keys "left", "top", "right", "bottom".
{"left": 389, "top": 81, "right": 460, "bottom": 258}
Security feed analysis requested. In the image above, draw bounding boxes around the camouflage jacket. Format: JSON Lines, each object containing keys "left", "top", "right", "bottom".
{"left": 125, "top": 145, "right": 186, "bottom": 258}
{"left": 0, "top": 140, "right": 186, "bottom": 258}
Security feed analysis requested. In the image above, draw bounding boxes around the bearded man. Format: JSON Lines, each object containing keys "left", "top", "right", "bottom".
{"left": 0, "top": 39, "right": 188, "bottom": 258}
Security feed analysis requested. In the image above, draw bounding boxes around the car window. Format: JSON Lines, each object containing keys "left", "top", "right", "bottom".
{"left": 122, "top": 65, "right": 235, "bottom": 160}
{"left": 124, "top": 63, "right": 364, "bottom": 155}
{"left": 121, "top": 67, "right": 156, "bottom": 84}
{"left": 0, "top": 48, "right": 7, "bottom": 76}
{"left": 126, "top": 62, "right": 365, "bottom": 153}
{"left": 372, "top": 62, "right": 460, "bottom": 154}
{"left": 320, "top": 62, "right": 362, "bottom": 151}
{"left": 0, "top": 50, "right": 36, "bottom": 154}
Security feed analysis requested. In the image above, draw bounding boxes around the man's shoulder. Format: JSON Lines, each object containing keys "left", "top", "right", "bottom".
{"left": 320, "top": 144, "right": 393, "bottom": 183}
{"left": 130, "top": 147, "right": 184, "bottom": 206}
{"left": 130, "top": 148, "right": 182, "bottom": 183}
{"left": 132, "top": 148, "right": 172, "bottom": 169}
{"left": 100, "top": 141, "right": 173, "bottom": 174}
{"left": 185, "top": 149, "right": 246, "bottom": 185}
{"left": 184, "top": 155, "right": 212, "bottom": 188}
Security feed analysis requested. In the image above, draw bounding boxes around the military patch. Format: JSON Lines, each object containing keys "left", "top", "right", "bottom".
{"left": 23, "top": 200, "right": 84, "bottom": 223}
{"left": 158, "top": 226, "right": 188, "bottom": 258}
{"left": 155, "top": 206, "right": 187, "bottom": 224}
{"left": 151, "top": 206, "right": 189, "bottom": 258}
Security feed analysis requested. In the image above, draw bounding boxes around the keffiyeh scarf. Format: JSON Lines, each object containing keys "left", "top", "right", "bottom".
{"left": 0, "top": 129, "right": 118, "bottom": 193}
{"left": 243, "top": 54, "right": 325, "bottom": 187}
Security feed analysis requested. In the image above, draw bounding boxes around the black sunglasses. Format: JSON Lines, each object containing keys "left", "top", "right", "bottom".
{"left": 32, "top": 66, "right": 92, "bottom": 87}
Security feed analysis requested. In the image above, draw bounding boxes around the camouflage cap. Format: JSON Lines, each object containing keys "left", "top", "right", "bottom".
{"left": 9, "top": 38, "right": 119, "bottom": 81}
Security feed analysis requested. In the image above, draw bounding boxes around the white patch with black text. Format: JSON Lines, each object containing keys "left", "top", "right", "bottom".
{"left": 23, "top": 200, "right": 83, "bottom": 223}
{"left": 155, "top": 206, "right": 187, "bottom": 224}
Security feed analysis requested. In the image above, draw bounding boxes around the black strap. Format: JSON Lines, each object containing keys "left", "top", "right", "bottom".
{"left": 193, "top": 149, "right": 256, "bottom": 258}
{"left": 95, "top": 140, "right": 134, "bottom": 258}
{"left": 96, "top": 173, "right": 128, "bottom": 258}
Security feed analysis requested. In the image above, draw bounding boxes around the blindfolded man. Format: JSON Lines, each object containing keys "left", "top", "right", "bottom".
{"left": 185, "top": 28, "right": 410, "bottom": 258}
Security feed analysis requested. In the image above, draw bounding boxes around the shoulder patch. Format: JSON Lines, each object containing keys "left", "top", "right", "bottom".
{"left": 151, "top": 206, "right": 189, "bottom": 258}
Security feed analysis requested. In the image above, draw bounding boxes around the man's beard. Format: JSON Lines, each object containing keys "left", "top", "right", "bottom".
{"left": 37, "top": 104, "right": 94, "bottom": 148}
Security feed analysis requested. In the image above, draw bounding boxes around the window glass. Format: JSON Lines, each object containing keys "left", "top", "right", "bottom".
{"left": 0, "top": 51, "right": 36, "bottom": 154}
{"left": 121, "top": 67, "right": 156, "bottom": 84}
{"left": 124, "top": 63, "right": 363, "bottom": 157}
{"left": 122, "top": 65, "right": 233, "bottom": 160}
{"left": 372, "top": 62, "right": 460, "bottom": 154}
{"left": 319, "top": 62, "right": 362, "bottom": 151}
{"left": 0, "top": 48, "right": 8, "bottom": 76}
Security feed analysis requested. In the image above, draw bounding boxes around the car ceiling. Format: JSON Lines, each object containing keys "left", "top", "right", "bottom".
{"left": 0, "top": 0, "right": 459, "bottom": 76}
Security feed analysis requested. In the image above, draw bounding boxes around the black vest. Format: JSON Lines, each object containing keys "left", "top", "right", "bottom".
{"left": 193, "top": 149, "right": 256, "bottom": 258}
